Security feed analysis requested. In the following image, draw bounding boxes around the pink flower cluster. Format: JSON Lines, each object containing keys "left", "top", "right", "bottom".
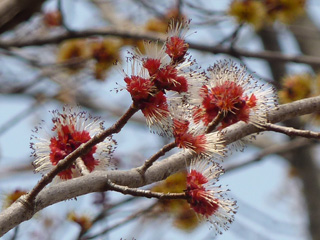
{"left": 31, "top": 20, "right": 277, "bottom": 235}
{"left": 121, "top": 20, "right": 276, "bottom": 233}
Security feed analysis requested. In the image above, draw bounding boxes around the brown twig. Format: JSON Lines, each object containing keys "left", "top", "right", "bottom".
{"left": 138, "top": 142, "right": 177, "bottom": 175}
{"left": 0, "top": 29, "right": 320, "bottom": 66}
{"left": 106, "top": 179, "right": 186, "bottom": 200}
{"left": 205, "top": 111, "right": 224, "bottom": 134}
{"left": 23, "top": 103, "right": 139, "bottom": 205}
{"left": 262, "top": 123, "right": 320, "bottom": 139}
{"left": 75, "top": 158, "right": 90, "bottom": 176}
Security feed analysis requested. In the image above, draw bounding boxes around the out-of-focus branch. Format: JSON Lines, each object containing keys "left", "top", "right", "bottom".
{"left": 106, "top": 179, "right": 186, "bottom": 200}
{"left": 0, "top": 0, "right": 44, "bottom": 34}
{"left": 83, "top": 203, "right": 156, "bottom": 240}
{"left": 0, "top": 29, "right": 320, "bottom": 66}
{"left": 225, "top": 138, "right": 313, "bottom": 172}
{"left": 1, "top": 96, "right": 320, "bottom": 236}
{"left": 262, "top": 123, "right": 320, "bottom": 139}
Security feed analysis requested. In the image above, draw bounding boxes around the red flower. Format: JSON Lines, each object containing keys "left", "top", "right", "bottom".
{"left": 165, "top": 21, "right": 190, "bottom": 63}
{"left": 172, "top": 118, "right": 225, "bottom": 157}
{"left": 32, "top": 107, "right": 115, "bottom": 180}
{"left": 124, "top": 75, "right": 155, "bottom": 102}
{"left": 186, "top": 160, "right": 237, "bottom": 234}
{"left": 193, "top": 61, "right": 276, "bottom": 129}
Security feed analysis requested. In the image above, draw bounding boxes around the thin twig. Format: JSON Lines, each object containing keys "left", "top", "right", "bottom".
{"left": 0, "top": 29, "right": 320, "bottom": 66}
{"left": 106, "top": 179, "right": 186, "bottom": 200}
{"left": 133, "top": 0, "right": 165, "bottom": 19}
{"left": 57, "top": 0, "right": 73, "bottom": 32}
{"left": 10, "top": 226, "right": 19, "bottom": 240}
{"left": 75, "top": 158, "right": 90, "bottom": 176}
{"left": 0, "top": 48, "right": 40, "bottom": 67}
{"left": 262, "top": 123, "right": 320, "bottom": 139}
{"left": 218, "top": 23, "right": 243, "bottom": 46}
{"left": 205, "top": 111, "right": 224, "bottom": 133}
{"left": 138, "top": 142, "right": 177, "bottom": 174}
{"left": 78, "top": 197, "right": 137, "bottom": 239}
{"left": 23, "top": 103, "right": 139, "bottom": 206}
{"left": 92, "top": 197, "right": 136, "bottom": 224}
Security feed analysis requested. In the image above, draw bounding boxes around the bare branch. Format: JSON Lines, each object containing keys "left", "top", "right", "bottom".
{"left": 205, "top": 111, "right": 224, "bottom": 133}
{"left": 138, "top": 141, "right": 177, "bottom": 175}
{"left": 1, "top": 96, "right": 320, "bottom": 236}
{"left": 106, "top": 179, "right": 186, "bottom": 200}
{"left": 262, "top": 123, "right": 320, "bottom": 139}
{"left": 0, "top": 29, "right": 320, "bottom": 66}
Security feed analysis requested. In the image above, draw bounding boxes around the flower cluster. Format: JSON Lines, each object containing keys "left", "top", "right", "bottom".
{"left": 122, "top": 21, "right": 196, "bottom": 136}
{"left": 57, "top": 38, "right": 121, "bottom": 80}
{"left": 31, "top": 107, "right": 116, "bottom": 180}
{"left": 192, "top": 61, "right": 276, "bottom": 129}
{"left": 119, "top": 20, "right": 276, "bottom": 234}
{"left": 31, "top": 19, "right": 277, "bottom": 236}
{"left": 186, "top": 160, "right": 237, "bottom": 234}
{"left": 279, "top": 73, "right": 313, "bottom": 104}
{"left": 279, "top": 72, "right": 320, "bottom": 125}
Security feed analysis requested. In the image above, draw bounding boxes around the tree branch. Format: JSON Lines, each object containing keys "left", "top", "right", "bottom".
{"left": 262, "top": 123, "right": 320, "bottom": 139}
{"left": 0, "top": 29, "right": 320, "bottom": 66}
{"left": 1, "top": 96, "right": 320, "bottom": 236}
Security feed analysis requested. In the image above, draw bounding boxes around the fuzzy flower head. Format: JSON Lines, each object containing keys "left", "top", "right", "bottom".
{"left": 265, "top": 0, "right": 306, "bottom": 24}
{"left": 89, "top": 38, "right": 121, "bottom": 80}
{"left": 228, "top": 0, "right": 266, "bottom": 30}
{"left": 68, "top": 211, "right": 92, "bottom": 231}
{"left": 193, "top": 60, "right": 276, "bottom": 129}
{"left": 172, "top": 118, "right": 226, "bottom": 158}
{"left": 279, "top": 73, "right": 313, "bottom": 104}
{"left": 2, "top": 189, "right": 27, "bottom": 209}
{"left": 139, "top": 41, "right": 189, "bottom": 93}
{"left": 122, "top": 31, "right": 196, "bottom": 136}
{"left": 166, "top": 20, "right": 190, "bottom": 64}
{"left": 31, "top": 107, "right": 115, "bottom": 180}
{"left": 57, "top": 39, "right": 89, "bottom": 71}
{"left": 186, "top": 160, "right": 237, "bottom": 234}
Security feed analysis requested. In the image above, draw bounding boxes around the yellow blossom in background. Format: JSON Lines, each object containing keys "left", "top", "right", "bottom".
{"left": 2, "top": 189, "right": 27, "bottom": 209}
{"left": 228, "top": 0, "right": 266, "bottom": 30}
{"left": 151, "top": 171, "right": 199, "bottom": 231}
{"left": 67, "top": 212, "right": 92, "bottom": 232}
{"left": 265, "top": 0, "right": 306, "bottom": 24}
{"left": 57, "top": 39, "right": 89, "bottom": 71}
{"left": 89, "top": 38, "right": 121, "bottom": 80}
{"left": 278, "top": 73, "right": 313, "bottom": 104}
{"left": 315, "top": 72, "right": 320, "bottom": 94}
{"left": 145, "top": 18, "right": 168, "bottom": 34}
